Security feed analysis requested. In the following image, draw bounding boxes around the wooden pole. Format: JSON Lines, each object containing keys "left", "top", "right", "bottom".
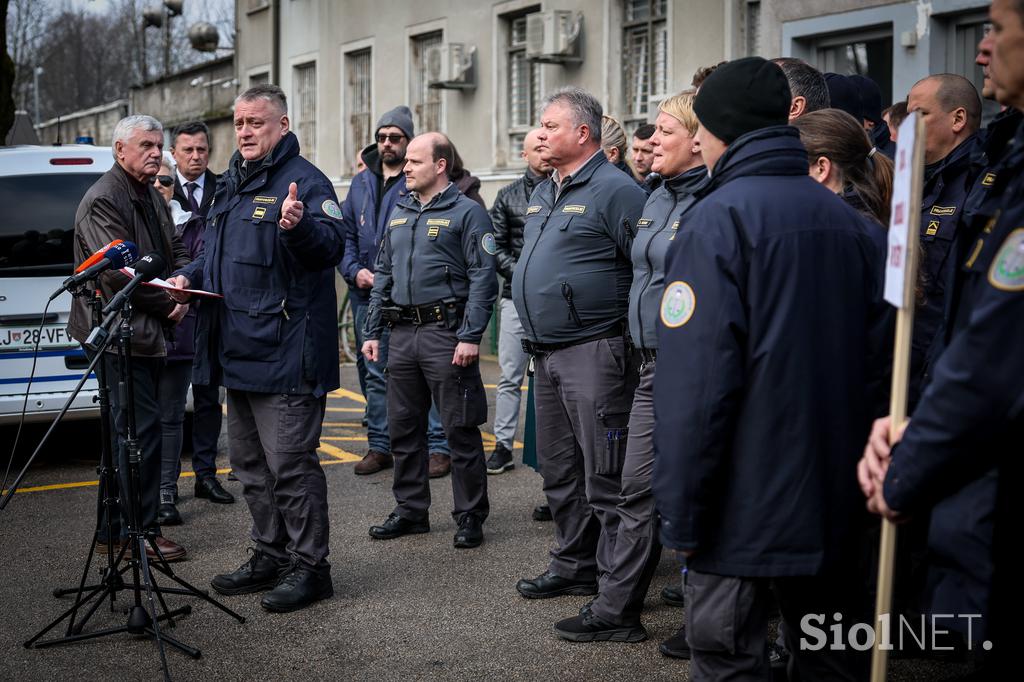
{"left": 870, "top": 114, "right": 926, "bottom": 682}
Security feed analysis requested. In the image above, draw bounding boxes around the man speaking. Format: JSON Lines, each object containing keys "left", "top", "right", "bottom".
{"left": 168, "top": 85, "right": 345, "bottom": 613}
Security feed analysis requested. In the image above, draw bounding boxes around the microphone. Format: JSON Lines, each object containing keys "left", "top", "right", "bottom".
{"left": 51, "top": 240, "right": 139, "bottom": 301}
{"left": 101, "top": 252, "right": 167, "bottom": 315}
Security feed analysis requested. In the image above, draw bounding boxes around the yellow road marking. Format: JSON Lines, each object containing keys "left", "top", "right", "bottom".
{"left": 4, "top": 466, "right": 235, "bottom": 496}
{"left": 483, "top": 384, "right": 528, "bottom": 390}
{"left": 329, "top": 388, "right": 367, "bottom": 403}
{"left": 323, "top": 421, "right": 364, "bottom": 428}
{"left": 317, "top": 442, "right": 362, "bottom": 462}
{"left": 327, "top": 407, "right": 363, "bottom": 413}
{"left": 321, "top": 436, "right": 368, "bottom": 442}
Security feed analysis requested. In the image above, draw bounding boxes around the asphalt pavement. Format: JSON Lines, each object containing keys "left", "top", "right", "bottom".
{"left": 0, "top": 358, "right": 972, "bottom": 681}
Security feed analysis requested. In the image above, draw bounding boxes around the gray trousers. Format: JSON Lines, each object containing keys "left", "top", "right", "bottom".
{"left": 493, "top": 298, "right": 529, "bottom": 450}
{"left": 533, "top": 335, "right": 637, "bottom": 581}
{"left": 387, "top": 322, "right": 489, "bottom": 523}
{"left": 685, "top": 569, "right": 869, "bottom": 682}
{"left": 590, "top": 360, "right": 661, "bottom": 624}
{"left": 226, "top": 389, "right": 330, "bottom": 570}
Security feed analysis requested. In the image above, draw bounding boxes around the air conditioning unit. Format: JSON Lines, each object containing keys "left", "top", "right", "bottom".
{"left": 526, "top": 10, "right": 582, "bottom": 64}
{"left": 426, "top": 43, "right": 476, "bottom": 90}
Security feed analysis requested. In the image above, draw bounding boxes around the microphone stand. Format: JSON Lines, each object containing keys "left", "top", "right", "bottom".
{"left": 8, "top": 281, "right": 245, "bottom": 681}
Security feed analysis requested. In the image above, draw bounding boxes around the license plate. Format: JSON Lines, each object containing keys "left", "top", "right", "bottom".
{"left": 0, "top": 324, "right": 77, "bottom": 350}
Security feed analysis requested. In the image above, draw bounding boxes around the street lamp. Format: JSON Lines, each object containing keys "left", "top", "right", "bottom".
{"left": 141, "top": 0, "right": 184, "bottom": 81}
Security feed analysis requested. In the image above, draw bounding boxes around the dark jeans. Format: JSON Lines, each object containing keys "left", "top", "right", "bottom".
{"left": 158, "top": 359, "right": 191, "bottom": 496}
{"left": 354, "top": 300, "right": 449, "bottom": 455}
{"left": 95, "top": 352, "right": 164, "bottom": 539}
{"left": 190, "top": 381, "right": 223, "bottom": 479}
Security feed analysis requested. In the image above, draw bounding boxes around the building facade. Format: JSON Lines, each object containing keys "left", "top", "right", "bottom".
{"left": 234, "top": 0, "right": 992, "bottom": 202}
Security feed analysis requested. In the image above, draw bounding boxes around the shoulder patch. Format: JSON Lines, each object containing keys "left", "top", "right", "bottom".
{"left": 481, "top": 232, "right": 497, "bottom": 255}
{"left": 389, "top": 218, "right": 408, "bottom": 228}
{"left": 660, "top": 281, "right": 696, "bottom": 328}
{"left": 321, "top": 199, "right": 343, "bottom": 219}
{"left": 253, "top": 195, "right": 278, "bottom": 204}
{"left": 988, "top": 228, "right": 1024, "bottom": 291}
{"left": 562, "top": 204, "right": 587, "bottom": 215}
{"left": 526, "top": 205, "right": 542, "bottom": 215}
{"left": 930, "top": 205, "right": 957, "bottom": 216}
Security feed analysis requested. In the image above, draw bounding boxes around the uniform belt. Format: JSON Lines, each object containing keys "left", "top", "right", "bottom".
{"left": 639, "top": 348, "right": 657, "bottom": 363}
{"left": 522, "top": 323, "right": 624, "bottom": 355}
{"left": 397, "top": 301, "right": 464, "bottom": 325}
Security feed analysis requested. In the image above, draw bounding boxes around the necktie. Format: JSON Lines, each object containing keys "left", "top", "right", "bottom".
{"left": 185, "top": 181, "right": 201, "bottom": 214}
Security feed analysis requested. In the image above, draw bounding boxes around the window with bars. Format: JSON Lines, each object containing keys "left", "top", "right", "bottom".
{"left": 508, "top": 13, "right": 542, "bottom": 150}
{"left": 293, "top": 62, "right": 317, "bottom": 163}
{"left": 346, "top": 48, "right": 372, "bottom": 175}
{"left": 410, "top": 31, "right": 444, "bottom": 133}
{"left": 622, "top": 0, "right": 668, "bottom": 123}
{"left": 249, "top": 72, "right": 269, "bottom": 86}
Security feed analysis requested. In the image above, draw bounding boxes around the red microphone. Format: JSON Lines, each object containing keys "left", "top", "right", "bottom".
{"left": 75, "top": 239, "right": 124, "bottom": 273}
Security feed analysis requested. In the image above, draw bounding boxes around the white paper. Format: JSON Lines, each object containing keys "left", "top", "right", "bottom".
{"left": 884, "top": 113, "right": 919, "bottom": 308}
{"left": 119, "top": 267, "right": 223, "bottom": 299}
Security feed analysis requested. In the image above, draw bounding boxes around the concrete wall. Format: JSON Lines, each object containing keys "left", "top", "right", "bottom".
{"left": 35, "top": 100, "right": 129, "bottom": 146}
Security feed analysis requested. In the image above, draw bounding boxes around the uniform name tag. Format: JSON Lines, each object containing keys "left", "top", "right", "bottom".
{"left": 253, "top": 196, "right": 278, "bottom": 204}
{"left": 526, "top": 206, "right": 542, "bottom": 215}
{"left": 637, "top": 218, "right": 652, "bottom": 227}
{"left": 925, "top": 220, "right": 940, "bottom": 236}
{"left": 389, "top": 218, "right": 408, "bottom": 227}
{"left": 562, "top": 205, "right": 586, "bottom": 215}
{"left": 930, "top": 205, "right": 957, "bottom": 216}
{"left": 252, "top": 206, "right": 267, "bottom": 220}
{"left": 982, "top": 172, "right": 997, "bottom": 187}
{"left": 426, "top": 218, "right": 451, "bottom": 227}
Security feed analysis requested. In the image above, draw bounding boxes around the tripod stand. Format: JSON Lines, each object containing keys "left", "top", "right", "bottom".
{"left": 5, "top": 282, "right": 244, "bottom": 681}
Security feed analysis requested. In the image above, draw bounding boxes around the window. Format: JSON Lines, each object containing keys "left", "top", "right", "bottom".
{"left": 410, "top": 31, "right": 444, "bottom": 133}
{"left": 746, "top": 1, "right": 762, "bottom": 56}
{"left": 249, "top": 71, "right": 269, "bottom": 87}
{"left": 293, "top": 62, "right": 317, "bottom": 163}
{"left": 622, "top": 0, "right": 668, "bottom": 125}
{"left": 813, "top": 28, "right": 893, "bottom": 107}
{"left": 947, "top": 14, "right": 1000, "bottom": 126}
{"left": 345, "top": 48, "right": 373, "bottom": 176}
{"left": 508, "top": 13, "right": 542, "bottom": 152}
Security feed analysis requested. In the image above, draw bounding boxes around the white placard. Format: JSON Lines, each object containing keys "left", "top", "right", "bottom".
{"left": 884, "top": 113, "right": 920, "bottom": 308}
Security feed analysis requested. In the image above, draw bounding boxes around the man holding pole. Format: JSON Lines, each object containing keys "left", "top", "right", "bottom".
{"left": 652, "top": 57, "right": 886, "bottom": 680}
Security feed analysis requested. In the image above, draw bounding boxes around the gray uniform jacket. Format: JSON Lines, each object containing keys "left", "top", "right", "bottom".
{"left": 627, "top": 165, "right": 706, "bottom": 350}
{"left": 511, "top": 151, "right": 647, "bottom": 345}
{"left": 364, "top": 182, "right": 498, "bottom": 344}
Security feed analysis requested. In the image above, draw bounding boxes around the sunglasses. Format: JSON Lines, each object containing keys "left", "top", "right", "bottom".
{"left": 154, "top": 175, "right": 175, "bottom": 187}
{"left": 376, "top": 133, "right": 406, "bottom": 144}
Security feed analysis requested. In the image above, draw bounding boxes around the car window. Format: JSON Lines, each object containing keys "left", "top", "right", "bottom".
{"left": 0, "top": 173, "right": 103, "bottom": 276}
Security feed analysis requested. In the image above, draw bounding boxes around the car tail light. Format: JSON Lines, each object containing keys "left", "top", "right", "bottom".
{"left": 50, "top": 158, "right": 95, "bottom": 165}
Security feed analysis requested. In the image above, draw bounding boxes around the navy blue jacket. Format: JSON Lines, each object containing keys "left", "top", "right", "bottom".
{"left": 512, "top": 151, "right": 647, "bottom": 344}
{"left": 627, "top": 165, "right": 705, "bottom": 350}
{"left": 885, "top": 117, "right": 1024, "bottom": 641}
{"left": 339, "top": 144, "right": 407, "bottom": 303}
{"left": 180, "top": 132, "right": 346, "bottom": 397}
{"left": 911, "top": 135, "right": 978, "bottom": 404}
{"left": 652, "top": 126, "right": 886, "bottom": 576}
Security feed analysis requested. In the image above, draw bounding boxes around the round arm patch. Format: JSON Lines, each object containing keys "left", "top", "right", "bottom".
{"left": 661, "top": 280, "right": 696, "bottom": 328}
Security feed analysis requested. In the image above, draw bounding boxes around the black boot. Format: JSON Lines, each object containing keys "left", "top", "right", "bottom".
{"left": 453, "top": 515, "right": 483, "bottom": 548}
{"left": 260, "top": 564, "right": 333, "bottom": 612}
{"left": 211, "top": 549, "right": 288, "bottom": 595}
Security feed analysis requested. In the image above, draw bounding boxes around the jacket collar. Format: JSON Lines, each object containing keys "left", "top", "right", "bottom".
{"left": 226, "top": 131, "right": 301, "bottom": 191}
{"left": 399, "top": 181, "right": 459, "bottom": 211}
{"left": 697, "top": 126, "right": 808, "bottom": 199}
{"left": 663, "top": 165, "right": 708, "bottom": 196}
{"left": 549, "top": 148, "right": 607, "bottom": 196}
{"left": 924, "top": 134, "right": 978, "bottom": 186}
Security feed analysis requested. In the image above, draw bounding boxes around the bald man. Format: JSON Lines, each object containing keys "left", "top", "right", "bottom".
{"left": 486, "top": 129, "right": 553, "bottom": 475}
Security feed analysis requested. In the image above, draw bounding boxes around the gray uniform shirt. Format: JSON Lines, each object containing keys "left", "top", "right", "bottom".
{"left": 511, "top": 151, "right": 646, "bottom": 345}
{"left": 364, "top": 182, "right": 498, "bottom": 344}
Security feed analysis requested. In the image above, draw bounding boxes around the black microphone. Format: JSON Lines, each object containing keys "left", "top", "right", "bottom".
{"left": 101, "top": 252, "right": 167, "bottom": 315}
{"left": 50, "top": 240, "right": 139, "bottom": 301}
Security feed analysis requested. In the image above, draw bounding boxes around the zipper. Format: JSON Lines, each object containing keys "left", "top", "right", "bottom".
{"left": 518, "top": 191, "right": 554, "bottom": 341}
{"left": 635, "top": 193, "right": 681, "bottom": 350}
{"left": 407, "top": 210, "right": 416, "bottom": 306}
{"left": 444, "top": 265, "right": 457, "bottom": 300}
{"left": 561, "top": 281, "right": 583, "bottom": 327}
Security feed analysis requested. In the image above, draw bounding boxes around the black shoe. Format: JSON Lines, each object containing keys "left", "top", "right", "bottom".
{"left": 260, "top": 565, "right": 333, "bottom": 613}
{"left": 195, "top": 476, "right": 235, "bottom": 504}
{"left": 532, "top": 504, "right": 552, "bottom": 521}
{"left": 555, "top": 611, "right": 647, "bottom": 643}
{"left": 157, "top": 502, "right": 182, "bottom": 526}
{"left": 659, "top": 626, "right": 691, "bottom": 659}
{"left": 486, "top": 443, "right": 515, "bottom": 474}
{"left": 660, "top": 584, "right": 685, "bottom": 607}
{"left": 369, "top": 513, "right": 430, "bottom": 540}
{"left": 211, "top": 549, "right": 288, "bottom": 596}
{"left": 516, "top": 570, "right": 597, "bottom": 599}
{"left": 453, "top": 516, "right": 483, "bottom": 548}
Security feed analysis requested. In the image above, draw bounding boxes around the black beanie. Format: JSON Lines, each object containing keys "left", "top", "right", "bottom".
{"left": 824, "top": 73, "right": 864, "bottom": 122}
{"left": 693, "top": 57, "right": 791, "bottom": 144}
{"left": 849, "top": 74, "right": 883, "bottom": 125}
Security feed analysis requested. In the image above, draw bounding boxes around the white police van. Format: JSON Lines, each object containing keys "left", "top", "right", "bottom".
{"left": 0, "top": 144, "right": 113, "bottom": 424}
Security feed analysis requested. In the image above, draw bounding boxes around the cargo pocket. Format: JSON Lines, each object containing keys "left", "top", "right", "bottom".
{"left": 455, "top": 371, "right": 488, "bottom": 427}
{"left": 232, "top": 209, "right": 280, "bottom": 267}
{"left": 221, "top": 287, "right": 287, "bottom": 362}
{"left": 684, "top": 571, "right": 741, "bottom": 654}
{"left": 595, "top": 410, "right": 629, "bottom": 475}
